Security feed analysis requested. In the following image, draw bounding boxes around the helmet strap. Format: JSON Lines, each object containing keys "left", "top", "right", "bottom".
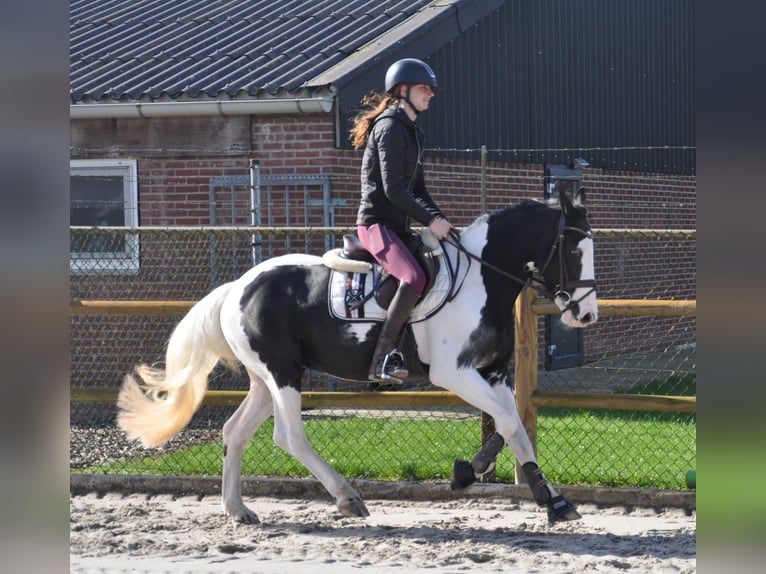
{"left": 400, "top": 85, "right": 421, "bottom": 119}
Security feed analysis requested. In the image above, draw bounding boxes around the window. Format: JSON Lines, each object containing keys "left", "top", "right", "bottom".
{"left": 70, "top": 159, "right": 139, "bottom": 273}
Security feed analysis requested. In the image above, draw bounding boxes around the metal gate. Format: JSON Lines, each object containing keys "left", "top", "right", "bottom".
{"left": 208, "top": 161, "right": 343, "bottom": 285}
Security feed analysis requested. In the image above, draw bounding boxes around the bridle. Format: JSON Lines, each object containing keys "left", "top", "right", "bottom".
{"left": 541, "top": 211, "right": 597, "bottom": 312}
{"left": 443, "top": 211, "right": 596, "bottom": 314}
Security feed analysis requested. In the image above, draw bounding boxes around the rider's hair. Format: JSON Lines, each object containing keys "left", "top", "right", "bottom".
{"left": 348, "top": 91, "right": 400, "bottom": 149}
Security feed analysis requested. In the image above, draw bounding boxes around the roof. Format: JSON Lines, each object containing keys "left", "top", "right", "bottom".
{"left": 70, "top": 0, "right": 461, "bottom": 104}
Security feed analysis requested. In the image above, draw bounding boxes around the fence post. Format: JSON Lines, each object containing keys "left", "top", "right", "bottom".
{"left": 514, "top": 285, "right": 539, "bottom": 484}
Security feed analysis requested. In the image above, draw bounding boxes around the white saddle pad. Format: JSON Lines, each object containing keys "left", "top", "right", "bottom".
{"left": 327, "top": 261, "right": 452, "bottom": 323}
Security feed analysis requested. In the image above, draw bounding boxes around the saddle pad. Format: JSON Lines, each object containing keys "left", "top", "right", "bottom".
{"left": 328, "top": 261, "right": 452, "bottom": 323}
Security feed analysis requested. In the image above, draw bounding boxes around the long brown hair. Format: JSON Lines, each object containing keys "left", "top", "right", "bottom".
{"left": 348, "top": 92, "right": 400, "bottom": 149}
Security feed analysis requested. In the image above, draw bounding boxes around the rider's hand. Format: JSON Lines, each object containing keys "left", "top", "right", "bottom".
{"left": 429, "top": 217, "right": 452, "bottom": 240}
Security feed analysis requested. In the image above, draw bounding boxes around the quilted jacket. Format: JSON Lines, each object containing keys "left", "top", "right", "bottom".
{"left": 356, "top": 106, "right": 444, "bottom": 234}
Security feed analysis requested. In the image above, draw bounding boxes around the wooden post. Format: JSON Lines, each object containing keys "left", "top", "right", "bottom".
{"left": 513, "top": 285, "right": 539, "bottom": 484}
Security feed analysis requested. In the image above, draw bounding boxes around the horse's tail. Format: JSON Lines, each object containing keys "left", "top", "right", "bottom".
{"left": 117, "top": 281, "right": 240, "bottom": 448}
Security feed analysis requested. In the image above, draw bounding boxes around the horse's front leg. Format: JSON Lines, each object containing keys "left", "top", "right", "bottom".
{"left": 221, "top": 375, "right": 273, "bottom": 524}
{"left": 438, "top": 371, "right": 580, "bottom": 523}
{"left": 503, "top": 414, "right": 582, "bottom": 523}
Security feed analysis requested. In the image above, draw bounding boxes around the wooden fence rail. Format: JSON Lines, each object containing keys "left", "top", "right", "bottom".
{"left": 70, "top": 293, "right": 696, "bottom": 416}
{"left": 70, "top": 291, "right": 696, "bottom": 483}
{"left": 70, "top": 298, "right": 697, "bottom": 318}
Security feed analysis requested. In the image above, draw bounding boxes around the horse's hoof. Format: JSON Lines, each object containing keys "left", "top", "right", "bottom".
{"left": 547, "top": 495, "right": 582, "bottom": 523}
{"left": 337, "top": 496, "right": 370, "bottom": 518}
{"left": 450, "top": 458, "right": 476, "bottom": 490}
{"left": 236, "top": 512, "right": 261, "bottom": 525}
{"left": 225, "top": 506, "right": 261, "bottom": 525}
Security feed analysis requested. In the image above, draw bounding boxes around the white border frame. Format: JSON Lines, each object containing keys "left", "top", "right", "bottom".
{"left": 70, "top": 159, "right": 139, "bottom": 274}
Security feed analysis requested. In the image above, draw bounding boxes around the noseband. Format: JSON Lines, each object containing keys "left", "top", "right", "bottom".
{"left": 444, "top": 211, "right": 596, "bottom": 313}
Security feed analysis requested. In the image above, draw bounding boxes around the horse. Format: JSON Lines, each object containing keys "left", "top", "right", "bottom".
{"left": 116, "top": 182, "right": 598, "bottom": 525}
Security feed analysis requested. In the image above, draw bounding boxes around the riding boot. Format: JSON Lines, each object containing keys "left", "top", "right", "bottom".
{"left": 368, "top": 282, "right": 420, "bottom": 383}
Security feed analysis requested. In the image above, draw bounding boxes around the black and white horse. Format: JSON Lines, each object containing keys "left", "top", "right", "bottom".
{"left": 117, "top": 184, "right": 598, "bottom": 524}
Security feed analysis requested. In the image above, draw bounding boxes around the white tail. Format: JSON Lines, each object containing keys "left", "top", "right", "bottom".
{"left": 117, "top": 282, "right": 240, "bottom": 448}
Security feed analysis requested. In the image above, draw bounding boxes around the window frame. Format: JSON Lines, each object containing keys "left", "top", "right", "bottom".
{"left": 70, "top": 159, "right": 140, "bottom": 274}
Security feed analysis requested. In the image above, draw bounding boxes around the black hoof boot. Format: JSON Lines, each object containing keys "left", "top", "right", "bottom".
{"left": 547, "top": 495, "right": 582, "bottom": 523}
{"left": 450, "top": 459, "right": 476, "bottom": 490}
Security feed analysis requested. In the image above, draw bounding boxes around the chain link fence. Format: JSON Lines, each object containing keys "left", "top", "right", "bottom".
{"left": 70, "top": 227, "right": 695, "bottom": 489}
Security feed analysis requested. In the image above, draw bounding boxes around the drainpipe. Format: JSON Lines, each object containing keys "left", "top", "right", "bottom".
{"left": 70, "top": 97, "right": 334, "bottom": 119}
{"left": 250, "top": 159, "right": 261, "bottom": 265}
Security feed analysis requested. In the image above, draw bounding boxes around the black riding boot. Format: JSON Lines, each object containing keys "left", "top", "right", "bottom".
{"left": 368, "top": 282, "right": 420, "bottom": 383}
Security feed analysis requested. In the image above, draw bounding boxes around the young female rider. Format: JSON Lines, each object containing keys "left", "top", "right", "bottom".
{"left": 349, "top": 58, "right": 454, "bottom": 383}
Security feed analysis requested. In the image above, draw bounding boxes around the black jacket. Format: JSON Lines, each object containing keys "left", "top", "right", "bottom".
{"left": 356, "top": 106, "right": 444, "bottom": 234}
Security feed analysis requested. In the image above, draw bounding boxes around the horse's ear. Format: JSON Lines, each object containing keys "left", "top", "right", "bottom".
{"left": 558, "top": 182, "right": 586, "bottom": 213}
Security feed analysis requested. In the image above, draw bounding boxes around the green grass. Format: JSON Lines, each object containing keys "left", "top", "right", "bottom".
{"left": 536, "top": 407, "right": 695, "bottom": 488}
{"left": 82, "top": 398, "right": 695, "bottom": 489}
{"left": 87, "top": 417, "right": 479, "bottom": 481}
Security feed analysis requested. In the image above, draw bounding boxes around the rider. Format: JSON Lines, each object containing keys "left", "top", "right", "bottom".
{"left": 349, "top": 58, "right": 454, "bottom": 383}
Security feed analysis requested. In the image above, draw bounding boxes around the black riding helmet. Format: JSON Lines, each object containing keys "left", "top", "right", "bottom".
{"left": 384, "top": 58, "right": 438, "bottom": 94}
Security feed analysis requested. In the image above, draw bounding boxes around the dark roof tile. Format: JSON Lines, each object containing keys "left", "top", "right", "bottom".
{"left": 70, "top": 0, "right": 437, "bottom": 103}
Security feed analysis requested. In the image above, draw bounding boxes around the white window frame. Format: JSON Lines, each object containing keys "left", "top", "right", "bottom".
{"left": 70, "top": 159, "right": 140, "bottom": 274}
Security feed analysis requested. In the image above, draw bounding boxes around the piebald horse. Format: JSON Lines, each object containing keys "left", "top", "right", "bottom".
{"left": 117, "top": 183, "right": 598, "bottom": 524}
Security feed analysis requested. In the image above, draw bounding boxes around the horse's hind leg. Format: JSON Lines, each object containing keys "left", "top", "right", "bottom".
{"left": 221, "top": 372, "right": 273, "bottom": 524}
{"left": 271, "top": 386, "right": 369, "bottom": 518}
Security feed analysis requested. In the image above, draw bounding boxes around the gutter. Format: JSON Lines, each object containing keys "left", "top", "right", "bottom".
{"left": 69, "top": 97, "right": 334, "bottom": 119}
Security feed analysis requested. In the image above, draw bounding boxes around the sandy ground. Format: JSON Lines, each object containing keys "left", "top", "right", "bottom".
{"left": 70, "top": 492, "right": 695, "bottom": 573}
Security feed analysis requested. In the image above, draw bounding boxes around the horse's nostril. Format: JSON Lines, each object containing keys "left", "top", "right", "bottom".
{"left": 580, "top": 313, "right": 593, "bottom": 324}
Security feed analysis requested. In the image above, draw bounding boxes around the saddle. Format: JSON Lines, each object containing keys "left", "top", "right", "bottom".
{"left": 323, "top": 230, "right": 441, "bottom": 310}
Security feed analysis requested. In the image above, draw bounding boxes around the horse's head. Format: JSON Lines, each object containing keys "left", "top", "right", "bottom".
{"left": 536, "top": 182, "right": 598, "bottom": 328}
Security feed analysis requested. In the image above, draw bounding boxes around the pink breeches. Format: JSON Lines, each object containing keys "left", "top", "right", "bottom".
{"left": 357, "top": 224, "right": 426, "bottom": 295}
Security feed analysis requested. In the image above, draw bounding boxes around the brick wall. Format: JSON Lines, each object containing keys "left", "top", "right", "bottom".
{"left": 120, "top": 115, "right": 695, "bottom": 232}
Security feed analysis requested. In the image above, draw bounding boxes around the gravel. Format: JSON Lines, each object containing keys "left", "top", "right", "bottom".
{"left": 69, "top": 424, "right": 223, "bottom": 469}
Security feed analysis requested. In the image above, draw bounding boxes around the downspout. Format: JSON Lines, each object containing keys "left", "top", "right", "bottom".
{"left": 250, "top": 159, "right": 261, "bottom": 265}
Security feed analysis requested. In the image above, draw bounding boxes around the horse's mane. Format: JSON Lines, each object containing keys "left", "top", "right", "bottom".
{"left": 461, "top": 199, "right": 555, "bottom": 238}
{"left": 494, "top": 198, "right": 558, "bottom": 219}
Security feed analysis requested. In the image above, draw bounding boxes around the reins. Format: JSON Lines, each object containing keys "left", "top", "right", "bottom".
{"left": 442, "top": 230, "right": 537, "bottom": 302}
{"left": 441, "top": 211, "right": 596, "bottom": 312}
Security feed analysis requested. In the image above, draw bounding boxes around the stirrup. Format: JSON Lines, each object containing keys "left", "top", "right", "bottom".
{"left": 369, "top": 350, "right": 408, "bottom": 383}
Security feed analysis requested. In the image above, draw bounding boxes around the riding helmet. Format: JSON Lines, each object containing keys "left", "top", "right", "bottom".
{"left": 385, "top": 58, "right": 438, "bottom": 94}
